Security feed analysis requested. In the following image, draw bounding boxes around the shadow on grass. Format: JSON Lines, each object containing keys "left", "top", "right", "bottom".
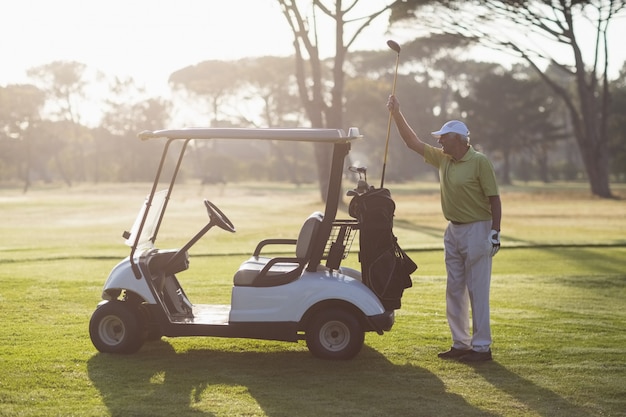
{"left": 540, "top": 246, "right": 626, "bottom": 278}
{"left": 394, "top": 218, "right": 445, "bottom": 241}
{"left": 88, "top": 341, "right": 496, "bottom": 417}
{"left": 465, "top": 361, "right": 592, "bottom": 417}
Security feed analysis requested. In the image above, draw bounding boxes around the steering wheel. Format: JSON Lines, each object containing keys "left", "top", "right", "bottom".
{"left": 204, "top": 200, "right": 236, "bottom": 233}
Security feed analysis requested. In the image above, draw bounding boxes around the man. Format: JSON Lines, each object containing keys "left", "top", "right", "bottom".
{"left": 387, "top": 94, "right": 502, "bottom": 362}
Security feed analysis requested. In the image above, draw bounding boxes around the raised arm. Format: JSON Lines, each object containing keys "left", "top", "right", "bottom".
{"left": 387, "top": 95, "right": 426, "bottom": 156}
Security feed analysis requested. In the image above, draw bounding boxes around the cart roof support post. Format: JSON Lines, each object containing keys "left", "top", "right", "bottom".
{"left": 307, "top": 141, "right": 351, "bottom": 271}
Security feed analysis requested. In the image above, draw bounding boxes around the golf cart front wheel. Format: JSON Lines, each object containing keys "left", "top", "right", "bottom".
{"left": 305, "top": 308, "right": 364, "bottom": 360}
{"left": 89, "top": 300, "right": 144, "bottom": 354}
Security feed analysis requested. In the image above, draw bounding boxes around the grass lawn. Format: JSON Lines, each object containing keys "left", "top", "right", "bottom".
{"left": 0, "top": 181, "right": 625, "bottom": 417}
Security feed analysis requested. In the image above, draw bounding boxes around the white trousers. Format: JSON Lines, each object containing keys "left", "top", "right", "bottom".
{"left": 443, "top": 220, "right": 492, "bottom": 352}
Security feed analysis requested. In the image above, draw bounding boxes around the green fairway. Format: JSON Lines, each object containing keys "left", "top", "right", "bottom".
{"left": 0, "top": 182, "right": 625, "bottom": 416}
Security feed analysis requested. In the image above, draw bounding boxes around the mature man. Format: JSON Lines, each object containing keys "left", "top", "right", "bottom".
{"left": 387, "top": 94, "right": 502, "bottom": 362}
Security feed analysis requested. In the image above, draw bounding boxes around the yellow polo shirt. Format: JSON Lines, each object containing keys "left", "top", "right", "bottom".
{"left": 424, "top": 144, "right": 499, "bottom": 224}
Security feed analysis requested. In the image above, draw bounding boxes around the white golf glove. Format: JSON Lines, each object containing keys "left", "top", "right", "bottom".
{"left": 489, "top": 230, "right": 500, "bottom": 257}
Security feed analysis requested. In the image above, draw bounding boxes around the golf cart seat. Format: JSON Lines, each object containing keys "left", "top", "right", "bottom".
{"left": 233, "top": 212, "right": 323, "bottom": 287}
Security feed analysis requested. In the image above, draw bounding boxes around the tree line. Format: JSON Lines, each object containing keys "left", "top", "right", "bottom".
{"left": 1, "top": 1, "right": 625, "bottom": 197}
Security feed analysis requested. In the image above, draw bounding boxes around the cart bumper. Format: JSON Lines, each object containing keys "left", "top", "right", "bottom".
{"left": 368, "top": 310, "right": 395, "bottom": 335}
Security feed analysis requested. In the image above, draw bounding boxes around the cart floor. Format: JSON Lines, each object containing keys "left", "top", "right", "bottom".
{"left": 173, "top": 304, "right": 231, "bottom": 325}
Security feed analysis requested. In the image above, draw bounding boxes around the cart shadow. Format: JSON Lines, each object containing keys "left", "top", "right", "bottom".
{"left": 87, "top": 341, "right": 495, "bottom": 417}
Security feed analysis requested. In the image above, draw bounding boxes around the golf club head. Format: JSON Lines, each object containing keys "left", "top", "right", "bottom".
{"left": 349, "top": 166, "right": 368, "bottom": 181}
{"left": 356, "top": 179, "right": 370, "bottom": 193}
{"left": 387, "top": 40, "right": 401, "bottom": 54}
{"left": 347, "top": 179, "right": 371, "bottom": 197}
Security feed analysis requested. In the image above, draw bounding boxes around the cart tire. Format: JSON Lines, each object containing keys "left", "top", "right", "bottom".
{"left": 305, "top": 308, "right": 364, "bottom": 360}
{"left": 89, "top": 300, "right": 144, "bottom": 354}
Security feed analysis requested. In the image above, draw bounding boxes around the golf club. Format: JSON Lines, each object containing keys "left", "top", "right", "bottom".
{"left": 380, "top": 39, "right": 401, "bottom": 188}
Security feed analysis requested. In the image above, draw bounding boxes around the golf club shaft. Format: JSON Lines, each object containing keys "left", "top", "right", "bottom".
{"left": 380, "top": 52, "right": 400, "bottom": 188}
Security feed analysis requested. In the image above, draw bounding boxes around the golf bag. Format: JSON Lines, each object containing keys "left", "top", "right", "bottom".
{"left": 349, "top": 187, "right": 417, "bottom": 310}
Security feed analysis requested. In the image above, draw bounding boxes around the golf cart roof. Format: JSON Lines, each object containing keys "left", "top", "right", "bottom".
{"left": 137, "top": 127, "right": 362, "bottom": 143}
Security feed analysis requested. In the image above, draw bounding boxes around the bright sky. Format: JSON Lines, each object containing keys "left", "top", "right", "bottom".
{"left": 2, "top": 0, "right": 625, "bottom": 97}
{"left": 0, "top": 0, "right": 396, "bottom": 95}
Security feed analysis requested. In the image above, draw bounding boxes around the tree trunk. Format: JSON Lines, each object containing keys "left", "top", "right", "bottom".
{"left": 576, "top": 128, "right": 613, "bottom": 198}
{"left": 573, "top": 70, "right": 614, "bottom": 198}
{"left": 278, "top": 0, "right": 389, "bottom": 202}
{"left": 21, "top": 138, "right": 31, "bottom": 193}
{"left": 501, "top": 149, "right": 511, "bottom": 185}
{"left": 538, "top": 150, "right": 549, "bottom": 183}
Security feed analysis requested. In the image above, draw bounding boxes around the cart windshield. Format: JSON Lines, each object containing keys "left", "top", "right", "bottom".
{"left": 124, "top": 189, "right": 168, "bottom": 251}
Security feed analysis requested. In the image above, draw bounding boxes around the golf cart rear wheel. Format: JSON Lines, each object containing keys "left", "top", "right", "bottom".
{"left": 305, "top": 308, "right": 364, "bottom": 360}
{"left": 89, "top": 300, "right": 144, "bottom": 354}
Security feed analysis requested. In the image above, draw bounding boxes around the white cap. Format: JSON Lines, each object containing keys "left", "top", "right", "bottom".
{"left": 431, "top": 120, "right": 470, "bottom": 139}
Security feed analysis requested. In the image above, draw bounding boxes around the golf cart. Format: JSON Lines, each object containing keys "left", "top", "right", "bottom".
{"left": 89, "top": 127, "right": 415, "bottom": 360}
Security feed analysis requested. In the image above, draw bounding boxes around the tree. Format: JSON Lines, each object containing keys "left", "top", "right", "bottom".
{"left": 607, "top": 63, "right": 626, "bottom": 181}
{"left": 26, "top": 61, "right": 93, "bottom": 125}
{"left": 392, "top": 0, "right": 626, "bottom": 198}
{"left": 99, "top": 77, "right": 172, "bottom": 182}
{"left": 0, "top": 84, "right": 46, "bottom": 190}
{"left": 237, "top": 56, "right": 312, "bottom": 184}
{"left": 237, "top": 56, "right": 302, "bottom": 127}
{"left": 456, "top": 63, "right": 566, "bottom": 184}
{"left": 276, "top": 0, "right": 409, "bottom": 200}
{"left": 27, "top": 61, "right": 98, "bottom": 182}
{"left": 343, "top": 38, "right": 463, "bottom": 182}
{"left": 169, "top": 60, "right": 242, "bottom": 126}
{"left": 0, "top": 84, "right": 45, "bottom": 142}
